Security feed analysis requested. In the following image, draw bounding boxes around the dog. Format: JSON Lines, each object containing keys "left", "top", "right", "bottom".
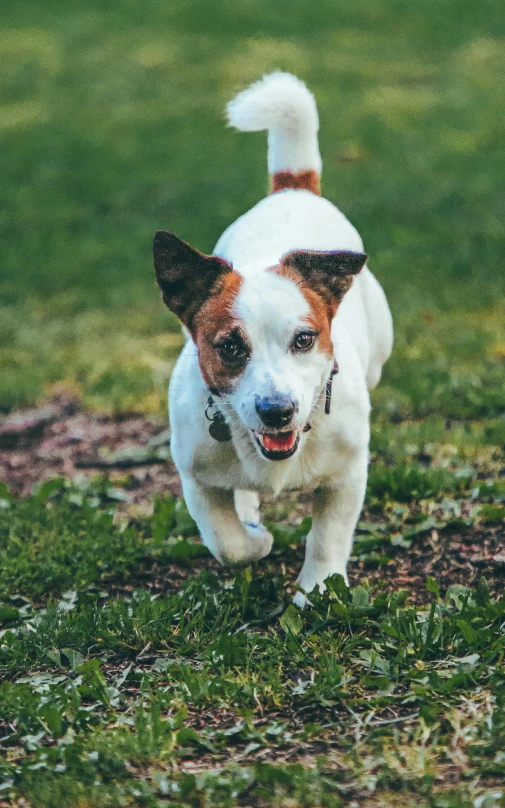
{"left": 153, "top": 72, "right": 393, "bottom": 605}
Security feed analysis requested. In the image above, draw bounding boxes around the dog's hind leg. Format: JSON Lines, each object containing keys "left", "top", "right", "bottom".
{"left": 180, "top": 475, "right": 273, "bottom": 566}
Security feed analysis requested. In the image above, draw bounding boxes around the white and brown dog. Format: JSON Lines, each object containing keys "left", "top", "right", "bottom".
{"left": 153, "top": 73, "right": 393, "bottom": 605}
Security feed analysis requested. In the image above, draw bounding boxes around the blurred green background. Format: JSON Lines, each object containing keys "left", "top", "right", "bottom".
{"left": 1, "top": 0, "right": 505, "bottom": 418}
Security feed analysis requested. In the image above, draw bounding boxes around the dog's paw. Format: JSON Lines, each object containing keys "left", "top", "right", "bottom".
{"left": 215, "top": 525, "right": 273, "bottom": 567}
{"left": 295, "top": 563, "right": 348, "bottom": 606}
{"left": 243, "top": 522, "right": 274, "bottom": 560}
{"left": 293, "top": 579, "right": 319, "bottom": 609}
{"left": 243, "top": 520, "right": 270, "bottom": 539}
{"left": 293, "top": 589, "right": 310, "bottom": 609}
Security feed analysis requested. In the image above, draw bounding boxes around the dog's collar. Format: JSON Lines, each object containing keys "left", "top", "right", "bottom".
{"left": 325, "top": 360, "right": 339, "bottom": 415}
{"left": 204, "top": 360, "right": 339, "bottom": 443}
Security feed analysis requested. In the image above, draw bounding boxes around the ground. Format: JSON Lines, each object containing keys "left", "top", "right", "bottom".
{"left": 2, "top": 0, "right": 505, "bottom": 804}
{"left": 3, "top": 397, "right": 505, "bottom": 807}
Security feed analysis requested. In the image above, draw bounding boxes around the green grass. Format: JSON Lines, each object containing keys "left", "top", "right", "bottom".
{"left": 1, "top": 0, "right": 505, "bottom": 413}
{"left": 2, "top": 0, "right": 505, "bottom": 803}
{"left": 2, "top": 463, "right": 505, "bottom": 806}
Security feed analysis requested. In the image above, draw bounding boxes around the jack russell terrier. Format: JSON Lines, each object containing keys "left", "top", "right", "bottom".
{"left": 153, "top": 72, "right": 393, "bottom": 605}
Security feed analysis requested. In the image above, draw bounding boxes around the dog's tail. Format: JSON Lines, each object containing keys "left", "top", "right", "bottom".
{"left": 227, "top": 72, "right": 322, "bottom": 195}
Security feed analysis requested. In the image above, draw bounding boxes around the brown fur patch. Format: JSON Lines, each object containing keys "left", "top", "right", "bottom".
{"left": 282, "top": 250, "right": 367, "bottom": 313}
{"left": 153, "top": 230, "right": 234, "bottom": 331}
{"left": 154, "top": 231, "right": 248, "bottom": 394}
{"left": 270, "top": 170, "right": 321, "bottom": 195}
{"left": 269, "top": 264, "right": 334, "bottom": 358}
{"left": 192, "top": 272, "right": 247, "bottom": 393}
{"left": 298, "top": 285, "right": 335, "bottom": 357}
{"left": 270, "top": 249, "right": 367, "bottom": 356}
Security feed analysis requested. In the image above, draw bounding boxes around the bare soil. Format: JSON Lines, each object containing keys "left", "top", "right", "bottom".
{"left": 2, "top": 396, "right": 505, "bottom": 603}
{"left": 0, "top": 394, "right": 181, "bottom": 504}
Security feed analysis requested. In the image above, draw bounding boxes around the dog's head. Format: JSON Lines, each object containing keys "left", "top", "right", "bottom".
{"left": 153, "top": 231, "right": 366, "bottom": 461}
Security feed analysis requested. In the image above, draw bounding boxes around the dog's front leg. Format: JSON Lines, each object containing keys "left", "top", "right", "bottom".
{"left": 294, "top": 452, "right": 368, "bottom": 606}
{"left": 180, "top": 476, "right": 272, "bottom": 566}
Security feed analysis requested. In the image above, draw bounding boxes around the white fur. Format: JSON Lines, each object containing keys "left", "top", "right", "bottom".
{"left": 227, "top": 72, "right": 322, "bottom": 174}
{"left": 168, "top": 74, "right": 393, "bottom": 604}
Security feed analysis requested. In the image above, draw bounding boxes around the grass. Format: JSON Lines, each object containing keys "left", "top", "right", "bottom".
{"left": 2, "top": 454, "right": 505, "bottom": 806}
{"left": 1, "top": 0, "right": 505, "bottom": 414}
{"left": 2, "top": 0, "right": 505, "bottom": 803}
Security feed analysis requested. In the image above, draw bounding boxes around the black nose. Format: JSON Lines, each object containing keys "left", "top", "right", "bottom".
{"left": 255, "top": 394, "right": 296, "bottom": 428}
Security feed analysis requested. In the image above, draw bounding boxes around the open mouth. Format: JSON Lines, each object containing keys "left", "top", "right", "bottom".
{"left": 253, "top": 429, "right": 300, "bottom": 460}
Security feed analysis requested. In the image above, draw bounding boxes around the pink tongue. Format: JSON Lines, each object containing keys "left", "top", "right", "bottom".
{"left": 262, "top": 431, "right": 295, "bottom": 452}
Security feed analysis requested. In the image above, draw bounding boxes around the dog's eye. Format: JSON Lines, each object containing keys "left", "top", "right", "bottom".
{"left": 217, "top": 335, "right": 249, "bottom": 364}
{"left": 292, "top": 331, "right": 317, "bottom": 352}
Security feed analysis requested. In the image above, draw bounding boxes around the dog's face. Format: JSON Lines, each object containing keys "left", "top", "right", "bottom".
{"left": 154, "top": 231, "right": 366, "bottom": 461}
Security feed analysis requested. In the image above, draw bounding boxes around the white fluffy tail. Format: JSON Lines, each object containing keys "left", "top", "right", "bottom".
{"left": 227, "top": 72, "right": 322, "bottom": 180}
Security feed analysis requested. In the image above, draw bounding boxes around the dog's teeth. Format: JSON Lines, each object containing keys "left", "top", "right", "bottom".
{"left": 261, "top": 431, "right": 296, "bottom": 452}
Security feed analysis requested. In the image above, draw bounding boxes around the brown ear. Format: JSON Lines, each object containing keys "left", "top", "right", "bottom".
{"left": 153, "top": 230, "right": 232, "bottom": 328}
{"left": 282, "top": 249, "right": 367, "bottom": 307}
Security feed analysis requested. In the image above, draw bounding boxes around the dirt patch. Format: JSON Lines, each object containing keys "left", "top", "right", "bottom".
{"left": 0, "top": 394, "right": 181, "bottom": 504}
{"left": 2, "top": 396, "right": 505, "bottom": 602}
{"left": 102, "top": 522, "right": 505, "bottom": 605}
{"left": 354, "top": 523, "right": 505, "bottom": 601}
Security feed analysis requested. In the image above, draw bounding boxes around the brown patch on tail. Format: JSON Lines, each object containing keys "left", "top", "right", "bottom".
{"left": 270, "top": 170, "right": 321, "bottom": 195}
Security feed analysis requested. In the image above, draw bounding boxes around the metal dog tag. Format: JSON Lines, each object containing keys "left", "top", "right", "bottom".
{"left": 208, "top": 412, "right": 232, "bottom": 442}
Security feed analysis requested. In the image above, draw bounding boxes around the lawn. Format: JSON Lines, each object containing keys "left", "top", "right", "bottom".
{"left": 2, "top": 0, "right": 505, "bottom": 804}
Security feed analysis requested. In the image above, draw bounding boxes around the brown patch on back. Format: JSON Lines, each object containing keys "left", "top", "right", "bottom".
{"left": 270, "top": 170, "right": 321, "bottom": 195}
{"left": 192, "top": 272, "right": 247, "bottom": 393}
